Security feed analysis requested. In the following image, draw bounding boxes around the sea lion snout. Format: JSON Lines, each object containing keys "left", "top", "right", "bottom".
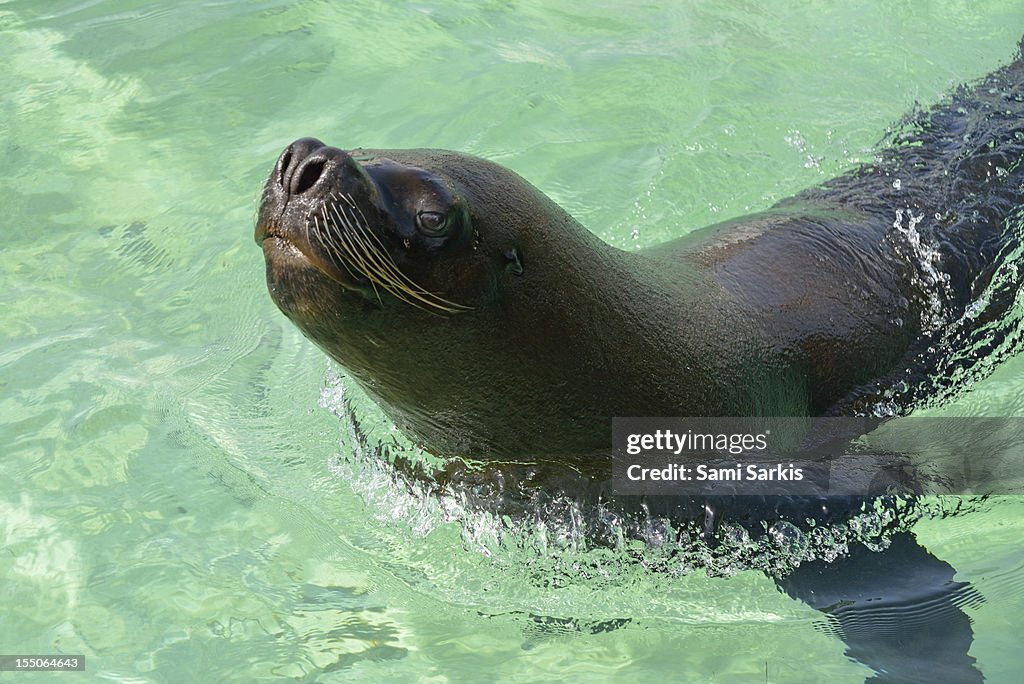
{"left": 275, "top": 137, "right": 355, "bottom": 198}
{"left": 258, "top": 138, "right": 378, "bottom": 245}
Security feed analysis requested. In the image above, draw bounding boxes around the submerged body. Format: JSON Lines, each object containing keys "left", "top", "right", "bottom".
{"left": 257, "top": 45, "right": 1024, "bottom": 463}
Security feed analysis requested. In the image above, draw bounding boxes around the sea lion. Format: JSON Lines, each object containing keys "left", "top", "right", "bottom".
{"left": 255, "top": 40, "right": 1024, "bottom": 684}
{"left": 256, "top": 54, "right": 1024, "bottom": 466}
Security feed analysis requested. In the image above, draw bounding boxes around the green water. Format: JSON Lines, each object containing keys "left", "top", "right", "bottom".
{"left": 4, "top": 1, "right": 1024, "bottom": 681}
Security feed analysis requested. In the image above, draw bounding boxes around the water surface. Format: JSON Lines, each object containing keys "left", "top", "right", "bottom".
{"left": 3, "top": 1, "right": 1024, "bottom": 681}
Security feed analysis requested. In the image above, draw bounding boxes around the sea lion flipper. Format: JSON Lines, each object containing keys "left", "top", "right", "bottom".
{"left": 777, "top": 531, "right": 983, "bottom": 683}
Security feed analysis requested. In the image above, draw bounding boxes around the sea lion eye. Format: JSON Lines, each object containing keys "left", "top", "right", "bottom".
{"left": 415, "top": 210, "right": 447, "bottom": 236}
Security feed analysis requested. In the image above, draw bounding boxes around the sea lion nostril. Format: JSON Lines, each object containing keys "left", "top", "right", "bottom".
{"left": 277, "top": 137, "right": 328, "bottom": 196}
{"left": 277, "top": 150, "right": 292, "bottom": 189}
{"left": 292, "top": 157, "right": 327, "bottom": 195}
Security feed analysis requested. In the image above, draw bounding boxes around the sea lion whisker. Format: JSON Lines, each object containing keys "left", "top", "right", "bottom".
{"left": 341, "top": 217, "right": 419, "bottom": 291}
{"left": 344, "top": 233, "right": 427, "bottom": 310}
{"left": 334, "top": 227, "right": 378, "bottom": 281}
{"left": 326, "top": 203, "right": 430, "bottom": 308}
{"left": 348, "top": 224, "right": 462, "bottom": 313}
{"left": 328, "top": 206, "right": 383, "bottom": 278}
{"left": 313, "top": 209, "right": 370, "bottom": 286}
{"left": 339, "top": 224, "right": 447, "bottom": 313}
{"left": 312, "top": 212, "right": 348, "bottom": 268}
{"left": 311, "top": 214, "right": 357, "bottom": 280}
{"left": 323, "top": 205, "right": 373, "bottom": 276}
{"left": 330, "top": 218, "right": 415, "bottom": 311}
{"left": 328, "top": 201, "right": 430, "bottom": 302}
{"left": 340, "top": 204, "right": 472, "bottom": 312}
{"left": 370, "top": 283, "right": 384, "bottom": 306}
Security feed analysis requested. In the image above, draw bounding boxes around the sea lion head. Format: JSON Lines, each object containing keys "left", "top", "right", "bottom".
{"left": 256, "top": 137, "right": 497, "bottom": 317}
{"left": 255, "top": 138, "right": 615, "bottom": 457}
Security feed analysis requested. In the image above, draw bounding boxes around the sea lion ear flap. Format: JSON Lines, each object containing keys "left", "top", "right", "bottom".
{"left": 503, "top": 247, "right": 524, "bottom": 276}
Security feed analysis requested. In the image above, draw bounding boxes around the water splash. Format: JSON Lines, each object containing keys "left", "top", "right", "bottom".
{"left": 868, "top": 207, "right": 1024, "bottom": 415}
{"left": 891, "top": 207, "right": 952, "bottom": 332}
{"left": 315, "top": 369, "right": 991, "bottom": 580}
